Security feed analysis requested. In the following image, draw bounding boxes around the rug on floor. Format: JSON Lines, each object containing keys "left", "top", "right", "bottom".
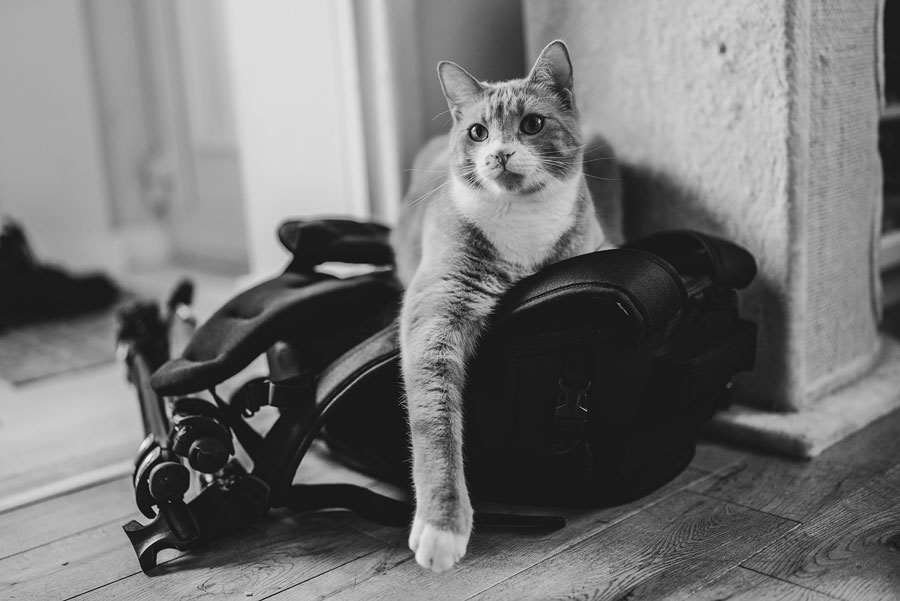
{"left": 0, "top": 303, "right": 127, "bottom": 385}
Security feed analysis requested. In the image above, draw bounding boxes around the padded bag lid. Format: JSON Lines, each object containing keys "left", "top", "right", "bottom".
{"left": 152, "top": 272, "right": 400, "bottom": 396}
{"left": 324, "top": 247, "right": 689, "bottom": 493}
{"left": 324, "top": 232, "right": 756, "bottom": 505}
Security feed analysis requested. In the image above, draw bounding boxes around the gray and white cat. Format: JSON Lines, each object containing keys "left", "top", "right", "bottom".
{"left": 392, "top": 40, "right": 620, "bottom": 572}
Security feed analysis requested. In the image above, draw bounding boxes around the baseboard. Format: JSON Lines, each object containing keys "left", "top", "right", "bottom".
{"left": 706, "top": 334, "right": 900, "bottom": 458}
{"left": 0, "top": 461, "right": 132, "bottom": 515}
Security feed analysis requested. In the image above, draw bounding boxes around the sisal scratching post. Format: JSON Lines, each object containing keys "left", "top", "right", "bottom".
{"left": 524, "top": 0, "right": 900, "bottom": 457}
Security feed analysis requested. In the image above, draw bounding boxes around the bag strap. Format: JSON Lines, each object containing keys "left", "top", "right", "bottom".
{"left": 223, "top": 325, "right": 562, "bottom": 529}
{"left": 251, "top": 325, "right": 401, "bottom": 501}
{"left": 624, "top": 230, "right": 757, "bottom": 290}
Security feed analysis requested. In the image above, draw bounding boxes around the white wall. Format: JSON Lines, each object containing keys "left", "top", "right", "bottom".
{"left": 223, "top": 0, "right": 369, "bottom": 277}
{"left": 352, "top": 0, "right": 525, "bottom": 224}
{"left": 415, "top": 0, "right": 526, "bottom": 141}
{"left": 0, "top": 0, "right": 117, "bottom": 271}
{"left": 0, "top": 0, "right": 527, "bottom": 276}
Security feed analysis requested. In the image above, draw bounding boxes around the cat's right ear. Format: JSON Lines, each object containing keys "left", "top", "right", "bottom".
{"left": 438, "top": 61, "right": 483, "bottom": 118}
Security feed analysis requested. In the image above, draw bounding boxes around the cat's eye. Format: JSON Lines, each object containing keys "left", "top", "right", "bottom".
{"left": 468, "top": 124, "right": 488, "bottom": 142}
{"left": 520, "top": 114, "right": 545, "bottom": 135}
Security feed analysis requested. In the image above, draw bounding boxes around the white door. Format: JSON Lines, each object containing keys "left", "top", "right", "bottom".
{"left": 141, "top": 0, "right": 249, "bottom": 272}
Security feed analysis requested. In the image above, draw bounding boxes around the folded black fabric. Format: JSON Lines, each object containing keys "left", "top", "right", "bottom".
{"left": 0, "top": 218, "right": 119, "bottom": 329}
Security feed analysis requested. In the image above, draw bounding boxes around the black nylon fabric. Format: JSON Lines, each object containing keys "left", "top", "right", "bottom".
{"left": 151, "top": 271, "right": 401, "bottom": 396}
{"left": 126, "top": 225, "right": 759, "bottom": 574}
{"left": 320, "top": 234, "right": 757, "bottom": 507}
{"left": 150, "top": 225, "right": 757, "bottom": 513}
{"left": 625, "top": 230, "right": 757, "bottom": 289}
{"left": 278, "top": 219, "right": 394, "bottom": 271}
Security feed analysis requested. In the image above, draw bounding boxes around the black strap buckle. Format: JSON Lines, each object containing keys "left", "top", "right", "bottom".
{"left": 554, "top": 377, "right": 591, "bottom": 434}
{"left": 231, "top": 371, "right": 316, "bottom": 417}
{"left": 267, "top": 371, "right": 316, "bottom": 409}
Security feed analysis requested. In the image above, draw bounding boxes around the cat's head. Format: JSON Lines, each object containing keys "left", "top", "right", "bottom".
{"left": 438, "top": 40, "right": 583, "bottom": 197}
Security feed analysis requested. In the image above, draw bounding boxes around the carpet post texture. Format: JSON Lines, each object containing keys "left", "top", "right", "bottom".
{"left": 524, "top": 0, "right": 899, "bottom": 456}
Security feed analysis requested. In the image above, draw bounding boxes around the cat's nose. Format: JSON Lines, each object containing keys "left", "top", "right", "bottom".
{"left": 495, "top": 151, "right": 515, "bottom": 167}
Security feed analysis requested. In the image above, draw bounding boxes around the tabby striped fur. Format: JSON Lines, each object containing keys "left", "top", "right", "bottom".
{"left": 391, "top": 40, "right": 615, "bottom": 572}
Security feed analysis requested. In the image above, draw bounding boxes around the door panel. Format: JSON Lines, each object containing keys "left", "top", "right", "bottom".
{"left": 143, "top": 0, "right": 248, "bottom": 272}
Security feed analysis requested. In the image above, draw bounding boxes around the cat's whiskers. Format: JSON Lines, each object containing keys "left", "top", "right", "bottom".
{"left": 533, "top": 158, "right": 582, "bottom": 177}
{"left": 533, "top": 156, "right": 619, "bottom": 182}
{"left": 530, "top": 166, "right": 582, "bottom": 215}
{"left": 537, "top": 167, "right": 587, "bottom": 213}
{"left": 408, "top": 178, "right": 454, "bottom": 209}
{"left": 532, "top": 165, "right": 595, "bottom": 214}
{"left": 531, "top": 144, "right": 614, "bottom": 163}
{"left": 530, "top": 143, "right": 591, "bottom": 157}
{"left": 580, "top": 172, "right": 620, "bottom": 182}
{"left": 408, "top": 167, "right": 478, "bottom": 209}
{"left": 549, "top": 142, "right": 590, "bottom": 153}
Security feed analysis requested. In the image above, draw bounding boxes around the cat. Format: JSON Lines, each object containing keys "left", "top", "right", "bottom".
{"left": 391, "top": 40, "right": 621, "bottom": 572}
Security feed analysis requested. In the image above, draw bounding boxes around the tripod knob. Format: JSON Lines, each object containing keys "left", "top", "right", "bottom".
{"left": 169, "top": 397, "right": 234, "bottom": 474}
{"left": 148, "top": 461, "right": 190, "bottom": 503}
{"left": 188, "top": 436, "right": 231, "bottom": 474}
{"left": 133, "top": 444, "right": 185, "bottom": 518}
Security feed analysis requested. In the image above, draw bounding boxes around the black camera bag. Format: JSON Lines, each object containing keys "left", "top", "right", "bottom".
{"left": 122, "top": 219, "right": 757, "bottom": 571}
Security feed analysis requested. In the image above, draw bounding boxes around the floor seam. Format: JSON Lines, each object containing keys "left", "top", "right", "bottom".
{"left": 460, "top": 468, "right": 715, "bottom": 600}
{"left": 0, "top": 511, "right": 137, "bottom": 563}
{"left": 689, "top": 490, "right": 803, "bottom": 526}
{"left": 739, "top": 565, "right": 847, "bottom": 600}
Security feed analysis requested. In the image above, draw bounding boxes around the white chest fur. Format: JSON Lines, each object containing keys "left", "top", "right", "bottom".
{"left": 450, "top": 176, "right": 582, "bottom": 268}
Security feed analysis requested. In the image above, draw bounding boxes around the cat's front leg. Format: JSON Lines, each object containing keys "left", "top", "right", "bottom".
{"left": 400, "top": 275, "right": 497, "bottom": 572}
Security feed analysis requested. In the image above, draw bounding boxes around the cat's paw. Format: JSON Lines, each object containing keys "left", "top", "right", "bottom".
{"left": 408, "top": 515, "right": 469, "bottom": 573}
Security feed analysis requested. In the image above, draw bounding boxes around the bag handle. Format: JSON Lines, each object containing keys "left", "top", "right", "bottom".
{"left": 625, "top": 230, "right": 757, "bottom": 290}
{"left": 278, "top": 219, "right": 394, "bottom": 271}
{"left": 494, "top": 248, "right": 686, "bottom": 341}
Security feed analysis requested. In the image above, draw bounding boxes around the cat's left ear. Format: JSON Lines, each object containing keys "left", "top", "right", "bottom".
{"left": 528, "top": 40, "right": 575, "bottom": 105}
{"left": 438, "top": 61, "right": 483, "bottom": 118}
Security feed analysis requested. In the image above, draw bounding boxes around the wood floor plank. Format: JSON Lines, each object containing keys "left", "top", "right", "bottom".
{"left": 0, "top": 365, "right": 144, "bottom": 507}
{"left": 0, "top": 518, "right": 147, "bottom": 601}
{"left": 690, "top": 410, "right": 900, "bottom": 523}
{"left": 688, "top": 456, "right": 874, "bottom": 524}
{"left": 742, "top": 462, "right": 900, "bottom": 601}
{"left": 0, "top": 445, "right": 394, "bottom": 601}
{"left": 270, "top": 544, "right": 413, "bottom": 601}
{"left": 0, "top": 478, "right": 133, "bottom": 560}
{"left": 466, "top": 491, "right": 798, "bottom": 601}
{"left": 74, "top": 513, "right": 387, "bottom": 600}
{"left": 691, "top": 440, "right": 749, "bottom": 474}
{"left": 269, "top": 467, "right": 714, "bottom": 601}
{"left": 690, "top": 567, "right": 839, "bottom": 600}
{"left": 814, "top": 404, "right": 900, "bottom": 467}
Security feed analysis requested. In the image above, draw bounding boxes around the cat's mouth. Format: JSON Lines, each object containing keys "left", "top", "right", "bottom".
{"left": 492, "top": 170, "right": 526, "bottom": 190}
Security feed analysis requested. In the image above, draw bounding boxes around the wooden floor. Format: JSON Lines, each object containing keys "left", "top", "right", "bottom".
{"left": 1, "top": 287, "right": 899, "bottom": 600}
{"left": 2, "top": 403, "right": 900, "bottom": 600}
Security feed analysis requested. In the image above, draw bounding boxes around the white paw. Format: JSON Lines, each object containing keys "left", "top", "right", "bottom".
{"left": 408, "top": 515, "right": 469, "bottom": 573}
